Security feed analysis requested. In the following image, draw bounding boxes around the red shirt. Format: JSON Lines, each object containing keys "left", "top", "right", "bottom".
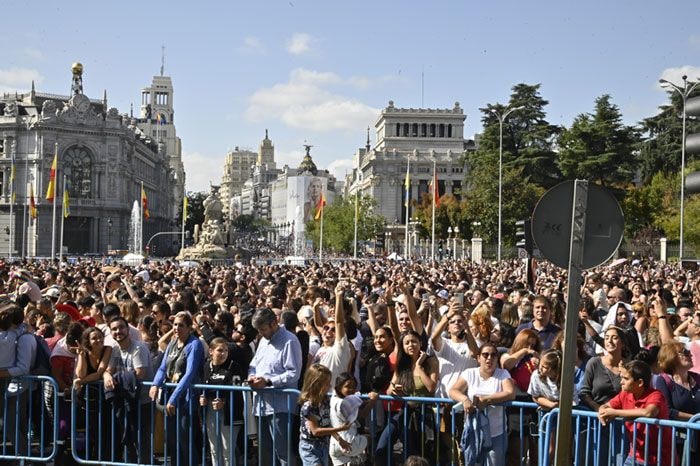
{"left": 608, "top": 388, "right": 672, "bottom": 466}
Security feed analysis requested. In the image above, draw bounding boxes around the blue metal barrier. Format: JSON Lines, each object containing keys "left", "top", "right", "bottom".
{"left": 539, "top": 408, "right": 700, "bottom": 466}
{"left": 0, "top": 375, "right": 59, "bottom": 463}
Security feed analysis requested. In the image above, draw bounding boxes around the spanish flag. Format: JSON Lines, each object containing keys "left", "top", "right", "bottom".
{"left": 63, "top": 188, "right": 70, "bottom": 218}
{"left": 29, "top": 184, "right": 37, "bottom": 219}
{"left": 183, "top": 195, "right": 188, "bottom": 220}
{"left": 46, "top": 152, "right": 57, "bottom": 202}
{"left": 314, "top": 193, "right": 326, "bottom": 220}
{"left": 141, "top": 186, "right": 150, "bottom": 219}
{"left": 431, "top": 170, "right": 440, "bottom": 207}
{"left": 403, "top": 164, "right": 410, "bottom": 207}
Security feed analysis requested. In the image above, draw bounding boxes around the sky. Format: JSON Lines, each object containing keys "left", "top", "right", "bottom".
{"left": 2, "top": 1, "right": 700, "bottom": 192}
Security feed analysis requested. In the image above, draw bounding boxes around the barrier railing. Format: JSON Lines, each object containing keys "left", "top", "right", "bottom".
{"left": 0, "top": 375, "right": 59, "bottom": 463}
{"left": 539, "top": 408, "right": 700, "bottom": 466}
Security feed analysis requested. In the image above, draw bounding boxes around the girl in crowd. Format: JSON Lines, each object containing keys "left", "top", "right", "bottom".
{"left": 298, "top": 364, "right": 351, "bottom": 466}
{"left": 375, "top": 330, "right": 439, "bottom": 465}
{"left": 449, "top": 342, "right": 516, "bottom": 466}
{"left": 501, "top": 329, "right": 542, "bottom": 394}
{"left": 330, "top": 372, "right": 377, "bottom": 466}
{"left": 149, "top": 311, "right": 205, "bottom": 466}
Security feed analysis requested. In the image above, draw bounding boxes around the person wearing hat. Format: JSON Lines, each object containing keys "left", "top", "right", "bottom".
{"left": 13, "top": 269, "right": 41, "bottom": 303}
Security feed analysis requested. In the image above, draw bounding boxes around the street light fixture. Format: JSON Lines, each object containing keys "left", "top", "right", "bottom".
{"left": 453, "top": 225, "right": 459, "bottom": 260}
{"left": 659, "top": 75, "right": 700, "bottom": 260}
{"left": 488, "top": 105, "right": 525, "bottom": 263}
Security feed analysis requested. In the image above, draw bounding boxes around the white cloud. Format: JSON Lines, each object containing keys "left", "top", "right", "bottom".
{"left": 182, "top": 151, "right": 225, "bottom": 192}
{"left": 245, "top": 68, "right": 379, "bottom": 133}
{"left": 328, "top": 159, "right": 354, "bottom": 180}
{"left": 238, "top": 36, "right": 265, "bottom": 54}
{"left": 286, "top": 33, "right": 312, "bottom": 55}
{"left": 658, "top": 66, "right": 700, "bottom": 89}
{"left": 0, "top": 67, "right": 43, "bottom": 93}
{"left": 23, "top": 47, "right": 43, "bottom": 60}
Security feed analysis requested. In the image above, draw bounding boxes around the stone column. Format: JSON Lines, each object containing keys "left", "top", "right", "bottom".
{"left": 659, "top": 237, "right": 667, "bottom": 263}
{"left": 471, "top": 237, "right": 483, "bottom": 264}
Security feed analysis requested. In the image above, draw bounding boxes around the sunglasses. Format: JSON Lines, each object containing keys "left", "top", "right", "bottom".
{"left": 480, "top": 352, "right": 498, "bottom": 359}
{"left": 322, "top": 325, "right": 336, "bottom": 332}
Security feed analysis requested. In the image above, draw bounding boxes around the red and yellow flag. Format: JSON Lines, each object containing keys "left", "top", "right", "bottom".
{"left": 314, "top": 193, "right": 326, "bottom": 220}
{"left": 29, "top": 184, "right": 37, "bottom": 219}
{"left": 46, "top": 153, "right": 57, "bottom": 202}
{"left": 141, "top": 186, "right": 150, "bottom": 219}
{"left": 432, "top": 170, "right": 440, "bottom": 207}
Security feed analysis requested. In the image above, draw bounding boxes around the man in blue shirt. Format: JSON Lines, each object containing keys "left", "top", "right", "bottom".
{"left": 248, "top": 307, "right": 303, "bottom": 466}
{"left": 515, "top": 295, "right": 561, "bottom": 349}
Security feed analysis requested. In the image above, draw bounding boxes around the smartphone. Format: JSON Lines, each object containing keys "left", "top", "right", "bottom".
{"left": 422, "top": 293, "right": 430, "bottom": 301}
{"left": 455, "top": 293, "right": 464, "bottom": 305}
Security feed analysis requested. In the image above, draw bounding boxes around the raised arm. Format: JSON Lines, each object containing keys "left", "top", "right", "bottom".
{"left": 334, "top": 282, "right": 346, "bottom": 342}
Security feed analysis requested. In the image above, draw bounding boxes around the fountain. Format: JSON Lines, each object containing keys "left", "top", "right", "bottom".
{"left": 122, "top": 200, "right": 144, "bottom": 262}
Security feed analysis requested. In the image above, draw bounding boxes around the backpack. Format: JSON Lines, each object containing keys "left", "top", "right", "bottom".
{"left": 17, "top": 332, "right": 52, "bottom": 376}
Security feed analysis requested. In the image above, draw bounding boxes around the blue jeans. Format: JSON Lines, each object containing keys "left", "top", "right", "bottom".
{"left": 299, "top": 439, "right": 329, "bottom": 466}
{"left": 484, "top": 432, "right": 507, "bottom": 466}
{"left": 258, "top": 412, "right": 297, "bottom": 466}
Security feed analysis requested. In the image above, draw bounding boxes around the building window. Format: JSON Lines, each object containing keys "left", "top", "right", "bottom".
{"left": 421, "top": 124, "right": 427, "bottom": 137}
{"left": 396, "top": 123, "right": 400, "bottom": 137}
{"left": 439, "top": 124, "right": 445, "bottom": 137}
{"left": 412, "top": 123, "right": 418, "bottom": 137}
{"left": 403, "top": 123, "right": 409, "bottom": 137}
{"left": 448, "top": 124, "right": 453, "bottom": 138}
{"left": 63, "top": 146, "right": 93, "bottom": 199}
{"left": 430, "top": 124, "right": 436, "bottom": 137}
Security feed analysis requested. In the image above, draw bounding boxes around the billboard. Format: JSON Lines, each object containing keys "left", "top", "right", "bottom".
{"left": 286, "top": 175, "right": 328, "bottom": 233}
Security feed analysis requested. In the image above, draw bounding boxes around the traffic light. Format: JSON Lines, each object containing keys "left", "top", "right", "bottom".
{"left": 515, "top": 219, "right": 533, "bottom": 255}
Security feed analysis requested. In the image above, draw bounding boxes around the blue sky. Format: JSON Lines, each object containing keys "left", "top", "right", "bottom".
{"left": 2, "top": 1, "right": 699, "bottom": 191}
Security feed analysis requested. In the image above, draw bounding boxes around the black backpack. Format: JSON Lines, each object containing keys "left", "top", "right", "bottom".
{"left": 17, "top": 332, "right": 52, "bottom": 376}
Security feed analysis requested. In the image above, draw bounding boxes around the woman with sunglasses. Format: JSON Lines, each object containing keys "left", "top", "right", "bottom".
{"left": 449, "top": 342, "right": 516, "bottom": 466}
{"left": 655, "top": 341, "right": 700, "bottom": 419}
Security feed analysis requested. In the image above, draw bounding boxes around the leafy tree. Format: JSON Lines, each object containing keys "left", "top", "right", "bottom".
{"left": 475, "top": 83, "right": 561, "bottom": 188}
{"left": 638, "top": 87, "right": 700, "bottom": 183}
{"left": 412, "top": 193, "right": 471, "bottom": 246}
{"left": 184, "top": 191, "right": 206, "bottom": 234}
{"left": 305, "top": 195, "right": 386, "bottom": 254}
{"left": 557, "top": 95, "right": 640, "bottom": 186}
{"left": 231, "top": 214, "right": 268, "bottom": 234}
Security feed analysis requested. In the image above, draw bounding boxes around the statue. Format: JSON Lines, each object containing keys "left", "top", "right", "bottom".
{"left": 3, "top": 102, "right": 17, "bottom": 117}
{"left": 177, "top": 185, "right": 230, "bottom": 260}
{"left": 203, "top": 186, "right": 223, "bottom": 223}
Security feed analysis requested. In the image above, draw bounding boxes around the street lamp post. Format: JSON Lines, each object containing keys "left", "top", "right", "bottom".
{"left": 447, "top": 226, "right": 453, "bottom": 261}
{"left": 21, "top": 115, "right": 37, "bottom": 259}
{"left": 488, "top": 105, "right": 524, "bottom": 262}
{"left": 107, "top": 217, "right": 113, "bottom": 253}
{"left": 453, "top": 226, "right": 459, "bottom": 260}
{"left": 659, "top": 75, "right": 700, "bottom": 260}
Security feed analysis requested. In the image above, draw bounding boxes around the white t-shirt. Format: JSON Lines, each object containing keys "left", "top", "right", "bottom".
{"left": 460, "top": 367, "right": 511, "bottom": 438}
{"left": 432, "top": 337, "right": 478, "bottom": 399}
{"left": 99, "top": 323, "right": 143, "bottom": 347}
{"left": 315, "top": 335, "right": 352, "bottom": 386}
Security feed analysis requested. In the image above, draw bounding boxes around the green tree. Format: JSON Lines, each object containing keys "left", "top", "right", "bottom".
{"left": 638, "top": 87, "right": 700, "bottom": 183}
{"left": 305, "top": 195, "right": 386, "bottom": 254}
{"left": 184, "top": 191, "right": 206, "bottom": 233}
{"left": 557, "top": 95, "right": 640, "bottom": 186}
{"left": 475, "top": 83, "right": 561, "bottom": 188}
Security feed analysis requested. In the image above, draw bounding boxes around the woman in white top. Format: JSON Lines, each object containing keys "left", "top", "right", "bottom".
{"left": 449, "top": 342, "right": 516, "bottom": 466}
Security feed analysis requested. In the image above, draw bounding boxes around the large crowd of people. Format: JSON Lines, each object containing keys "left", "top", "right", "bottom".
{"left": 0, "top": 256, "right": 699, "bottom": 466}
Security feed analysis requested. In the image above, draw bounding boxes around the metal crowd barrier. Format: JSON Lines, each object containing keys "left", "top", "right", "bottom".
{"left": 0, "top": 375, "right": 59, "bottom": 463}
{"left": 539, "top": 408, "right": 700, "bottom": 466}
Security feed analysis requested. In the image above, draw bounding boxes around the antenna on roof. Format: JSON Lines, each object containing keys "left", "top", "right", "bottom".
{"left": 160, "top": 44, "right": 165, "bottom": 76}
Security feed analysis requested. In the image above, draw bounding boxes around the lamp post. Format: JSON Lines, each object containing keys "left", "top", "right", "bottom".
{"left": 453, "top": 225, "right": 459, "bottom": 260}
{"left": 107, "top": 217, "right": 113, "bottom": 253}
{"left": 488, "top": 105, "right": 524, "bottom": 262}
{"left": 659, "top": 75, "right": 700, "bottom": 260}
{"left": 447, "top": 226, "right": 453, "bottom": 261}
{"left": 21, "top": 115, "right": 37, "bottom": 259}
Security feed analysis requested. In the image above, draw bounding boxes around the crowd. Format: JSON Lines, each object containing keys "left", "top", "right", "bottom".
{"left": 0, "top": 256, "right": 698, "bottom": 466}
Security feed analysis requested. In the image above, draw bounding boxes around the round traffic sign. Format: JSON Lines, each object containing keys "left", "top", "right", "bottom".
{"left": 531, "top": 181, "right": 624, "bottom": 269}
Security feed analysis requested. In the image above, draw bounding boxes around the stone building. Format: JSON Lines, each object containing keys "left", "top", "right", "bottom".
{"left": 0, "top": 63, "right": 176, "bottom": 256}
{"left": 346, "top": 101, "right": 471, "bottom": 227}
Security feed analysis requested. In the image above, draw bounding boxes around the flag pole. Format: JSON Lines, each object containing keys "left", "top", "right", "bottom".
{"left": 353, "top": 191, "right": 358, "bottom": 259}
{"left": 140, "top": 181, "right": 144, "bottom": 255}
{"left": 319, "top": 188, "right": 324, "bottom": 262}
{"left": 9, "top": 144, "right": 15, "bottom": 261}
{"left": 50, "top": 142, "right": 58, "bottom": 260}
{"left": 404, "top": 156, "right": 410, "bottom": 260}
{"left": 59, "top": 174, "right": 66, "bottom": 262}
{"left": 431, "top": 158, "right": 436, "bottom": 262}
{"left": 181, "top": 193, "right": 187, "bottom": 252}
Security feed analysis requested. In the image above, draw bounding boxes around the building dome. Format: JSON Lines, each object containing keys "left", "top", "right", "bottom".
{"left": 71, "top": 62, "right": 84, "bottom": 75}
{"left": 298, "top": 144, "right": 318, "bottom": 175}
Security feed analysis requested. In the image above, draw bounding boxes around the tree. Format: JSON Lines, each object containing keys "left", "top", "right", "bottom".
{"left": 184, "top": 191, "right": 206, "bottom": 234}
{"left": 638, "top": 87, "right": 700, "bottom": 183}
{"left": 475, "top": 83, "right": 562, "bottom": 189}
{"left": 557, "top": 95, "right": 640, "bottom": 186}
{"left": 305, "top": 195, "right": 386, "bottom": 254}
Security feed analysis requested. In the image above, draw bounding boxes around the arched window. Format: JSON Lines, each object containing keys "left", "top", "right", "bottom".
{"left": 403, "top": 123, "right": 409, "bottom": 137}
{"left": 63, "top": 146, "right": 92, "bottom": 199}
{"left": 448, "top": 124, "right": 453, "bottom": 138}
{"left": 421, "top": 123, "right": 427, "bottom": 137}
{"left": 439, "top": 124, "right": 445, "bottom": 137}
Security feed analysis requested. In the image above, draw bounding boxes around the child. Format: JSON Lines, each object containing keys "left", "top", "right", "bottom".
{"left": 299, "top": 364, "right": 352, "bottom": 466}
{"left": 329, "top": 372, "right": 377, "bottom": 465}
{"left": 598, "top": 360, "right": 672, "bottom": 466}
{"left": 199, "top": 338, "right": 244, "bottom": 466}
{"left": 527, "top": 349, "right": 579, "bottom": 409}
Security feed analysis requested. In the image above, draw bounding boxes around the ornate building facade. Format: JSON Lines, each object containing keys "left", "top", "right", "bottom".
{"left": 346, "top": 101, "right": 471, "bottom": 226}
{"left": 0, "top": 63, "right": 176, "bottom": 256}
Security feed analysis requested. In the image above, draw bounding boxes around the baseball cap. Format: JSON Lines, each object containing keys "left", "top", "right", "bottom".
{"left": 437, "top": 289, "right": 449, "bottom": 300}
